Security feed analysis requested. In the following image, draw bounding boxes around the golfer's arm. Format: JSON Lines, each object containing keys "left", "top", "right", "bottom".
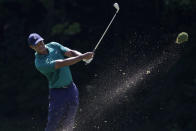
{"left": 55, "top": 55, "right": 83, "bottom": 69}
{"left": 64, "top": 50, "right": 82, "bottom": 57}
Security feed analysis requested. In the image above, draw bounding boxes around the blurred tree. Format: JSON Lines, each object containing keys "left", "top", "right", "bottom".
{"left": 51, "top": 22, "right": 81, "bottom": 36}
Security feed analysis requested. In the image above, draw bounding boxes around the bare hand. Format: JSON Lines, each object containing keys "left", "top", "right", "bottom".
{"left": 82, "top": 52, "right": 94, "bottom": 60}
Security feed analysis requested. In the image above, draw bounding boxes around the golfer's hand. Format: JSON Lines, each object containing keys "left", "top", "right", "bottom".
{"left": 82, "top": 52, "right": 94, "bottom": 60}
{"left": 82, "top": 52, "right": 94, "bottom": 64}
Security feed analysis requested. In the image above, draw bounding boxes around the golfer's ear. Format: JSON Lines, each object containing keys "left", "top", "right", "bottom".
{"left": 29, "top": 45, "right": 35, "bottom": 50}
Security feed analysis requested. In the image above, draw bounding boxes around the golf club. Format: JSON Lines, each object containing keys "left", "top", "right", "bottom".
{"left": 84, "top": 3, "right": 120, "bottom": 64}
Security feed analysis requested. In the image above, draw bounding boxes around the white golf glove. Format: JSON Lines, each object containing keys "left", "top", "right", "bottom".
{"left": 83, "top": 58, "right": 93, "bottom": 64}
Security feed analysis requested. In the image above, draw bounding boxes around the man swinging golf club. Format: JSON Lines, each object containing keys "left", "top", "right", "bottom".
{"left": 28, "top": 33, "right": 94, "bottom": 131}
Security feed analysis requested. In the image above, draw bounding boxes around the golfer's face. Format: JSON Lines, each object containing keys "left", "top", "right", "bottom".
{"left": 33, "top": 41, "right": 46, "bottom": 52}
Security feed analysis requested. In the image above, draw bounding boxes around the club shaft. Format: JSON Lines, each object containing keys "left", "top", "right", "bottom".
{"left": 93, "top": 11, "right": 118, "bottom": 52}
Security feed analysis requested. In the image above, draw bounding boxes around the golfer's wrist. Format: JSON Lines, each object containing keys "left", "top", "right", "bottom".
{"left": 79, "top": 54, "right": 85, "bottom": 60}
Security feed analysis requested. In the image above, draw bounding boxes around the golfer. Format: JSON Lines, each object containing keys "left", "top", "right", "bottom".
{"left": 28, "top": 33, "right": 94, "bottom": 131}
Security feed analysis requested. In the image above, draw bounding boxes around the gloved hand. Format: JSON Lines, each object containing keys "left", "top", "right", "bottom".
{"left": 83, "top": 58, "right": 93, "bottom": 64}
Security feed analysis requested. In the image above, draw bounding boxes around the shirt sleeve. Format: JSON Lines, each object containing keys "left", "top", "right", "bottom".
{"left": 35, "top": 59, "right": 56, "bottom": 74}
{"left": 51, "top": 42, "right": 69, "bottom": 54}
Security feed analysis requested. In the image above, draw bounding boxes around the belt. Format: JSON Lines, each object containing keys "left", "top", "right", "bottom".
{"left": 61, "top": 82, "right": 74, "bottom": 88}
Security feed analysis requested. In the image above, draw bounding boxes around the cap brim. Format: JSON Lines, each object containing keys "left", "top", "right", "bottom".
{"left": 34, "top": 38, "right": 44, "bottom": 45}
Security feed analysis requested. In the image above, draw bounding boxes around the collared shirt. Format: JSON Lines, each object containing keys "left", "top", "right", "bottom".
{"left": 35, "top": 42, "right": 73, "bottom": 88}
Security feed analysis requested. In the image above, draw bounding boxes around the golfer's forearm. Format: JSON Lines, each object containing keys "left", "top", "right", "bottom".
{"left": 70, "top": 50, "right": 82, "bottom": 56}
{"left": 64, "top": 50, "right": 82, "bottom": 57}
{"left": 55, "top": 56, "right": 83, "bottom": 69}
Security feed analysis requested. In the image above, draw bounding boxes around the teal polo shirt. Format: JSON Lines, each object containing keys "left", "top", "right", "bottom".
{"left": 35, "top": 42, "right": 73, "bottom": 88}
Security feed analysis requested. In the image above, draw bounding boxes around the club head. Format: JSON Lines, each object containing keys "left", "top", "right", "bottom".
{"left": 113, "top": 3, "right": 120, "bottom": 12}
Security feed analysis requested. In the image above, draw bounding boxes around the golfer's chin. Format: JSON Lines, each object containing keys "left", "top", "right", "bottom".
{"left": 38, "top": 48, "right": 47, "bottom": 54}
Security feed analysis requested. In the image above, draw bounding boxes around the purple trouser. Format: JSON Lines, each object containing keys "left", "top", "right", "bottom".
{"left": 45, "top": 82, "right": 79, "bottom": 131}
